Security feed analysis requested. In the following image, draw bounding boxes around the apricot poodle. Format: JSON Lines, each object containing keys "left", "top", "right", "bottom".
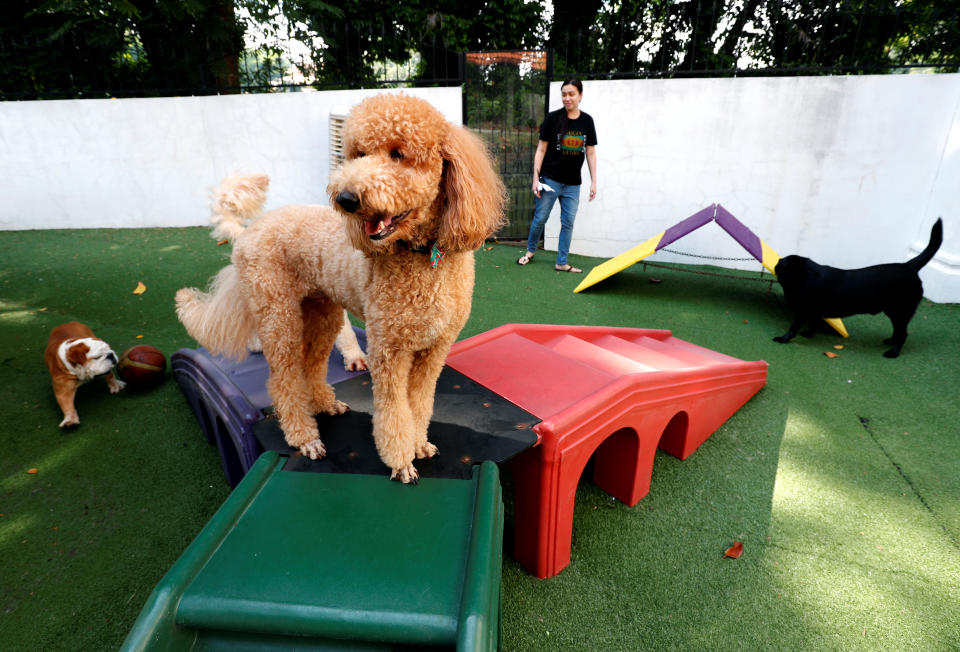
{"left": 176, "top": 94, "right": 505, "bottom": 482}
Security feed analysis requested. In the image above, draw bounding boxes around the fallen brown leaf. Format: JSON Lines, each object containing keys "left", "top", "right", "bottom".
{"left": 824, "top": 351, "right": 839, "bottom": 358}
{"left": 724, "top": 541, "right": 744, "bottom": 559}
{"left": 132, "top": 281, "right": 147, "bottom": 295}
{"left": 833, "top": 344, "right": 844, "bottom": 350}
{"left": 27, "top": 468, "right": 38, "bottom": 475}
{"left": 217, "top": 239, "right": 229, "bottom": 246}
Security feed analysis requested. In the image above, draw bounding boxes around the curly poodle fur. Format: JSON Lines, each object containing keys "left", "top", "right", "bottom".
{"left": 176, "top": 94, "right": 506, "bottom": 482}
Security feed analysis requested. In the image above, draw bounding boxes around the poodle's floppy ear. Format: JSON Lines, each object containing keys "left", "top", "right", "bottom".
{"left": 437, "top": 124, "right": 507, "bottom": 251}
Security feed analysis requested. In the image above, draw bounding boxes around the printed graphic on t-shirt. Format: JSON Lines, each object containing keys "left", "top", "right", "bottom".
{"left": 557, "top": 131, "right": 586, "bottom": 154}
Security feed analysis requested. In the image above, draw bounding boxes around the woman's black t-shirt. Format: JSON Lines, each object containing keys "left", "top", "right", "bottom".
{"left": 538, "top": 109, "right": 598, "bottom": 186}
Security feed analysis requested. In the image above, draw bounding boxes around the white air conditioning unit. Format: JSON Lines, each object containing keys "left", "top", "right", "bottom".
{"left": 329, "top": 111, "right": 348, "bottom": 172}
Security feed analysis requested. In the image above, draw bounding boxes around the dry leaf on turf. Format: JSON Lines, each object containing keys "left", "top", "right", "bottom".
{"left": 824, "top": 351, "right": 839, "bottom": 358}
{"left": 724, "top": 541, "right": 743, "bottom": 558}
{"left": 27, "top": 468, "right": 38, "bottom": 475}
{"left": 132, "top": 281, "right": 147, "bottom": 295}
{"left": 833, "top": 344, "right": 844, "bottom": 350}
{"left": 217, "top": 239, "right": 229, "bottom": 246}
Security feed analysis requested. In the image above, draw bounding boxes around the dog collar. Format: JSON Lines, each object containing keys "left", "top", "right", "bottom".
{"left": 398, "top": 241, "right": 445, "bottom": 268}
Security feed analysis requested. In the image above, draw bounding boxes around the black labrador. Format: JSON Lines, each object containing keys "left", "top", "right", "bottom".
{"left": 773, "top": 218, "right": 943, "bottom": 358}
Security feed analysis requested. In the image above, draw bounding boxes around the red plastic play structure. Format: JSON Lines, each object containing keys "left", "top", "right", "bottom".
{"left": 447, "top": 324, "right": 768, "bottom": 578}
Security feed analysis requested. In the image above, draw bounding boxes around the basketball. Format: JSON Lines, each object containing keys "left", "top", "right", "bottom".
{"left": 117, "top": 345, "right": 167, "bottom": 388}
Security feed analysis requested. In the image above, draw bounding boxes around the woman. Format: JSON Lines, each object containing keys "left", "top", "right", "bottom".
{"left": 517, "top": 78, "right": 598, "bottom": 273}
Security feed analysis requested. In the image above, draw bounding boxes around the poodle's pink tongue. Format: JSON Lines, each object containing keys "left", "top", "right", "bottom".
{"left": 365, "top": 215, "right": 393, "bottom": 236}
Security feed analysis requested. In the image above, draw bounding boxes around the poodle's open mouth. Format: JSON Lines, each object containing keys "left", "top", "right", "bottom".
{"left": 365, "top": 210, "right": 412, "bottom": 240}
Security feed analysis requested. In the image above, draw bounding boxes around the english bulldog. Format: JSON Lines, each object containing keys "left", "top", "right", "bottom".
{"left": 45, "top": 322, "right": 125, "bottom": 428}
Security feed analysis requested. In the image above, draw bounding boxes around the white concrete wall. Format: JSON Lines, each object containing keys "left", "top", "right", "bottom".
{"left": 0, "top": 87, "right": 461, "bottom": 231}
{"left": 2, "top": 76, "right": 957, "bottom": 301}
{"left": 542, "top": 75, "right": 959, "bottom": 302}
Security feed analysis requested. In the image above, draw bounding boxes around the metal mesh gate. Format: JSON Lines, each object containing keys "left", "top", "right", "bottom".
{"left": 463, "top": 50, "right": 550, "bottom": 241}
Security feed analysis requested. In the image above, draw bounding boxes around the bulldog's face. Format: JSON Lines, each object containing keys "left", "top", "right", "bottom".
{"left": 60, "top": 338, "right": 119, "bottom": 382}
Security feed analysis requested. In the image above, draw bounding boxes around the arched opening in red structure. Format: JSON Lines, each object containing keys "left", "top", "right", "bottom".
{"left": 657, "top": 411, "right": 689, "bottom": 458}
{"left": 589, "top": 427, "right": 642, "bottom": 505}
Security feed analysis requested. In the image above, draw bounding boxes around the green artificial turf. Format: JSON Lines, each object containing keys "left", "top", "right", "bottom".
{"left": 1, "top": 228, "right": 958, "bottom": 650}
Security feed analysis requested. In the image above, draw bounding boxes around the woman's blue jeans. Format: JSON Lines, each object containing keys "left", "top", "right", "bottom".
{"left": 526, "top": 177, "right": 580, "bottom": 266}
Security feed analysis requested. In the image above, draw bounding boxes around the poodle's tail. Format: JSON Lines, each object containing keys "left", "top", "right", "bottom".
{"left": 175, "top": 265, "right": 258, "bottom": 360}
{"left": 907, "top": 217, "right": 943, "bottom": 272}
{"left": 209, "top": 173, "right": 271, "bottom": 242}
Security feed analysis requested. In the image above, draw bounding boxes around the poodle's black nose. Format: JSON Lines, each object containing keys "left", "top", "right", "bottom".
{"left": 336, "top": 191, "right": 360, "bottom": 213}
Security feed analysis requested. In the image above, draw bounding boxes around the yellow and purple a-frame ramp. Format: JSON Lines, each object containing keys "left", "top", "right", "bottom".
{"left": 574, "top": 204, "right": 847, "bottom": 337}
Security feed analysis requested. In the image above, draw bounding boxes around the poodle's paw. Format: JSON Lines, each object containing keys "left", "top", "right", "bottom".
{"left": 343, "top": 353, "right": 368, "bottom": 372}
{"left": 299, "top": 439, "right": 327, "bottom": 459}
{"left": 59, "top": 414, "right": 80, "bottom": 428}
{"left": 318, "top": 399, "right": 350, "bottom": 416}
{"left": 415, "top": 441, "right": 438, "bottom": 459}
{"left": 108, "top": 378, "right": 126, "bottom": 394}
{"left": 390, "top": 464, "right": 420, "bottom": 484}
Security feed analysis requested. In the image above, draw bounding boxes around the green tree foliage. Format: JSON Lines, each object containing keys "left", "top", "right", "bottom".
{"left": 752, "top": 0, "right": 960, "bottom": 72}
{"left": 239, "top": 0, "right": 543, "bottom": 87}
{"left": 0, "top": 0, "right": 243, "bottom": 99}
{"left": 2, "top": 0, "right": 958, "bottom": 100}
{"left": 132, "top": 0, "right": 244, "bottom": 91}
{"left": 0, "top": 0, "right": 137, "bottom": 98}
{"left": 554, "top": 0, "right": 959, "bottom": 77}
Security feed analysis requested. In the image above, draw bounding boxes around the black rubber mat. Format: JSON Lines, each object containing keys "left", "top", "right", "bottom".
{"left": 253, "top": 366, "right": 539, "bottom": 480}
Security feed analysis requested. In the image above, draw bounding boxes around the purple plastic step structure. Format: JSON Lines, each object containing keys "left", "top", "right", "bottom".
{"left": 172, "top": 327, "right": 368, "bottom": 487}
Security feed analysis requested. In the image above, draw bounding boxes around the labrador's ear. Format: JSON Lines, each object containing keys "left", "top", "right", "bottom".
{"left": 437, "top": 124, "right": 507, "bottom": 251}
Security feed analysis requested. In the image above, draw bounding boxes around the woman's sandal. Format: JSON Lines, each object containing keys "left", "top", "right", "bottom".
{"left": 517, "top": 252, "right": 535, "bottom": 265}
{"left": 555, "top": 264, "right": 582, "bottom": 273}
